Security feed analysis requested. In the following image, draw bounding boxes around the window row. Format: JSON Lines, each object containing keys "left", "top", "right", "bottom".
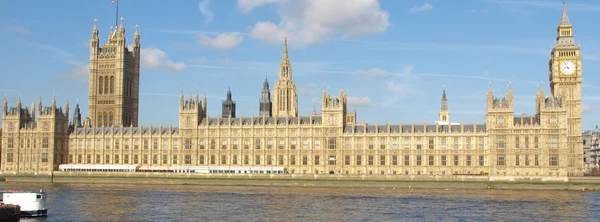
{"left": 7, "top": 137, "right": 50, "bottom": 149}
{"left": 496, "top": 135, "right": 559, "bottom": 149}
{"left": 496, "top": 154, "right": 558, "bottom": 166}
{"left": 66, "top": 154, "right": 487, "bottom": 167}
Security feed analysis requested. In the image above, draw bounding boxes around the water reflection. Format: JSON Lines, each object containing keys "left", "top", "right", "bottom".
{"left": 2, "top": 183, "right": 599, "bottom": 221}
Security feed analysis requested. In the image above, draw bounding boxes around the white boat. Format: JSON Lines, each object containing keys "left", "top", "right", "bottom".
{"left": 0, "top": 189, "right": 47, "bottom": 217}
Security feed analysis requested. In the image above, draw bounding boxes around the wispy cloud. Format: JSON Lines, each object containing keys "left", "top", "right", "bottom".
{"left": 298, "top": 83, "right": 321, "bottom": 96}
{"left": 146, "top": 29, "right": 249, "bottom": 37}
{"left": 382, "top": 65, "right": 418, "bottom": 108}
{"left": 347, "top": 96, "right": 372, "bottom": 107}
{"left": 197, "top": 32, "right": 244, "bottom": 50}
{"left": 488, "top": 0, "right": 600, "bottom": 12}
{"left": 237, "top": 0, "right": 284, "bottom": 13}
{"left": 198, "top": 0, "right": 215, "bottom": 24}
{"left": 3, "top": 26, "right": 31, "bottom": 34}
{"left": 332, "top": 38, "right": 549, "bottom": 57}
{"left": 353, "top": 67, "right": 387, "bottom": 78}
{"left": 583, "top": 84, "right": 600, "bottom": 89}
{"left": 583, "top": 104, "right": 600, "bottom": 113}
{"left": 18, "top": 38, "right": 81, "bottom": 65}
{"left": 409, "top": 3, "right": 433, "bottom": 13}
{"left": 56, "top": 64, "right": 90, "bottom": 81}
{"left": 141, "top": 93, "right": 180, "bottom": 97}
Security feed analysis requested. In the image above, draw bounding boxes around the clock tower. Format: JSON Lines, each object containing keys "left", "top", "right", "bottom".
{"left": 548, "top": 0, "right": 583, "bottom": 175}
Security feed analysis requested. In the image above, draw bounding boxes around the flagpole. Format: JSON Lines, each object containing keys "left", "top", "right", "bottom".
{"left": 115, "top": 0, "right": 119, "bottom": 27}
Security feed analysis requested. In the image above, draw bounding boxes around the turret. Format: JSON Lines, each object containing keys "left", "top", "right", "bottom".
{"left": 259, "top": 78, "right": 272, "bottom": 117}
{"left": 2, "top": 96, "right": 7, "bottom": 116}
{"left": 439, "top": 89, "right": 450, "bottom": 123}
{"left": 222, "top": 87, "right": 236, "bottom": 118}
{"left": 90, "top": 18, "right": 99, "bottom": 56}
{"left": 73, "top": 103, "right": 82, "bottom": 127}
{"left": 133, "top": 24, "right": 141, "bottom": 57}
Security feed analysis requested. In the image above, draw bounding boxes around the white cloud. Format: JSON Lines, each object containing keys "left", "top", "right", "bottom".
{"left": 141, "top": 47, "right": 187, "bottom": 72}
{"left": 3, "top": 26, "right": 31, "bottom": 34}
{"left": 197, "top": 33, "right": 244, "bottom": 50}
{"left": 353, "top": 67, "right": 387, "bottom": 78}
{"left": 237, "top": 0, "right": 284, "bottom": 13}
{"left": 198, "top": 0, "right": 215, "bottom": 24}
{"left": 347, "top": 96, "right": 372, "bottom": 107}
{"left": 56, "top": 64, "right": 90, "bottom": 81}
{"left": 249, "top": 0, "right": 390, "bottom": 46}
{"left": 409, "top": 3, "right": 433, "bottom": 13}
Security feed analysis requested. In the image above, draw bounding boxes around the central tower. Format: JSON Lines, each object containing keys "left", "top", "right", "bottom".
{"left": 548, "top": 1, "right": 582, "bottom": 175}
{"left": 88, "top": 18, "right": 141, "bottom": 127}
{"left": 272, "top": 38, "right": 298, "bottom": 118}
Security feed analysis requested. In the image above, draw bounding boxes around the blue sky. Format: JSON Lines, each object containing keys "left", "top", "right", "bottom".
{"left": 1, "top": 0, "right": 599, "bottom": 130}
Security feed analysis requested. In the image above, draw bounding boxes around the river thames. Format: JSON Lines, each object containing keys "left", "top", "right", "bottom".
{"left": 2, "top": 183, "right": 600, "bottom": 221}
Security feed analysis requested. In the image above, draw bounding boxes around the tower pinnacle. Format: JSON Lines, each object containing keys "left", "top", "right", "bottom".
{"left": 560, "top": 0, "right": 571, "bottom": 27}
{"left": 283, "top": 37, "right": 288, "bottom": 60}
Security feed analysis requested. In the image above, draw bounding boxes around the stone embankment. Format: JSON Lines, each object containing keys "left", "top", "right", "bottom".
{"left": 3, "top": 172, "right": 600, "bottom": 191}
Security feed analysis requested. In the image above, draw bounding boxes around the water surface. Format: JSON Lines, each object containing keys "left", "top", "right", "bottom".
{"left": 2, "top": 183, "right": 599, "bottom": 221}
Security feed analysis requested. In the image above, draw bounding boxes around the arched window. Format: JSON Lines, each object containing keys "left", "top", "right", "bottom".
{"left": 109, "top": 112, "right": 114, "bottom": 126}
{"left": 97, "top": 112, "right": 103, "bottom": 126}
{"left": 99, "top": 76, "right": 104, "bottom": 94}
{"left": 104, "top": 76, "right": 109, "bottom": 94}
{"left": 110, "top": 76, "right": 115, "bottom": 94}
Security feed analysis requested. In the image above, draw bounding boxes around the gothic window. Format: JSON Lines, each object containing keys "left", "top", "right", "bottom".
{"left": 109, "top": 112, "right": 114, "bottom": 126}
{"left": 104, "top": 76, "right": 109, "bottom": 94}
{"left": 329, "top": 116, "right": 335, "bottom": 125}
{"left": 110, "top": 76, "right": 115, "bottom": 94}
{"left": 97, "top": 112, "right": 103, "bottom": 126}
{"left": 99, "top": 76, "right": 104, "bottom": 94}
{"left": 186, "top": 117, "right": 191, "bottom": 126}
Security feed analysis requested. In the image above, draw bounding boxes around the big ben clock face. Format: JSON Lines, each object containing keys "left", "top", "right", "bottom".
{"left": 560, "top": 61, "right": 576, "bottom": 75}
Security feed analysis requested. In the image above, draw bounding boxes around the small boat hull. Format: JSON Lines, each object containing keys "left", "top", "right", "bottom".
{"left": 21, "top": 209, "right": 47, "bottom": 217}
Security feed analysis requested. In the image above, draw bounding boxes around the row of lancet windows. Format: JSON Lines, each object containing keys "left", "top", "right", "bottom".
{"left": 560, "top": 30, "right": 571, "bottom": 36}
{"left": 98, "top": 76, "right": 115, "bottom": 95}
{"left": 97, "top": 111, "right": 114, "bottom": 127}
{"left": 67, "top": 153, "right": 487, "bottom": 167}
{"left": 125, "top": 77, "right": 134, "bottom": 97}
{"left": 559, "top": 51, "right": 576, "bottom": 57}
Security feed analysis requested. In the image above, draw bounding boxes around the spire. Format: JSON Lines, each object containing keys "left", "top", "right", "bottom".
{"left": 560, "top": 0, "right": 571, "bottom": 27}
{"left": 92, "top": 18, "right": 98, "bottom": 33}
{"left": 119, "top": 17, "right": 124, "bottom": 29}
{"left": 278, "top": 37, "right": 292, "bottom": 79}
{"left": 73, "top": 102, "right": 82, "bottom": 127}
{"left": 441, "top": 90, "right": 448, "bottom": 111}
{"left": 2, "top": 96, "right": 7, "bottom": 115}
{"left": 134, "top": 24, "right": 140, "bottom": 43}
{"left": 263, "top": 77, "right": 269, "bottom": 89}
{"left": 283, "top": 37, "right": 288, "bottom": 59}
{"left": 227, "top": 87, "right": 232, "bottom": 100}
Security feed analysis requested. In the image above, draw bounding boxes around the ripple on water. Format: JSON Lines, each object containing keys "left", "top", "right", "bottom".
{"left": 3, "top": 183, "right": 597, "bottom": 221}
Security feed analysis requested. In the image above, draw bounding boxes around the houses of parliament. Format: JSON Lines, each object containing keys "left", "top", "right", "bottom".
{"left": 0, "top": 3, "right": 584, "bottom": 178}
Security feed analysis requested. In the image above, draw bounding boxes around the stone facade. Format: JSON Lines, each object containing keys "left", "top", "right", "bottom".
{"left": 88, "top": 18, "right": 141, "bottom": 128}
{"left": 0, "top": 4, "right": 585, "bottom": 177}
{"left": 583, "top": 126, "right": 600, "bottom": 171}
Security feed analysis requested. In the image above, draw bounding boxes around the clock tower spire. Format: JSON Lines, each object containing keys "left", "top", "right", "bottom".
{"left": 548, "top": 0, "right": 582, "bottom": 176}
